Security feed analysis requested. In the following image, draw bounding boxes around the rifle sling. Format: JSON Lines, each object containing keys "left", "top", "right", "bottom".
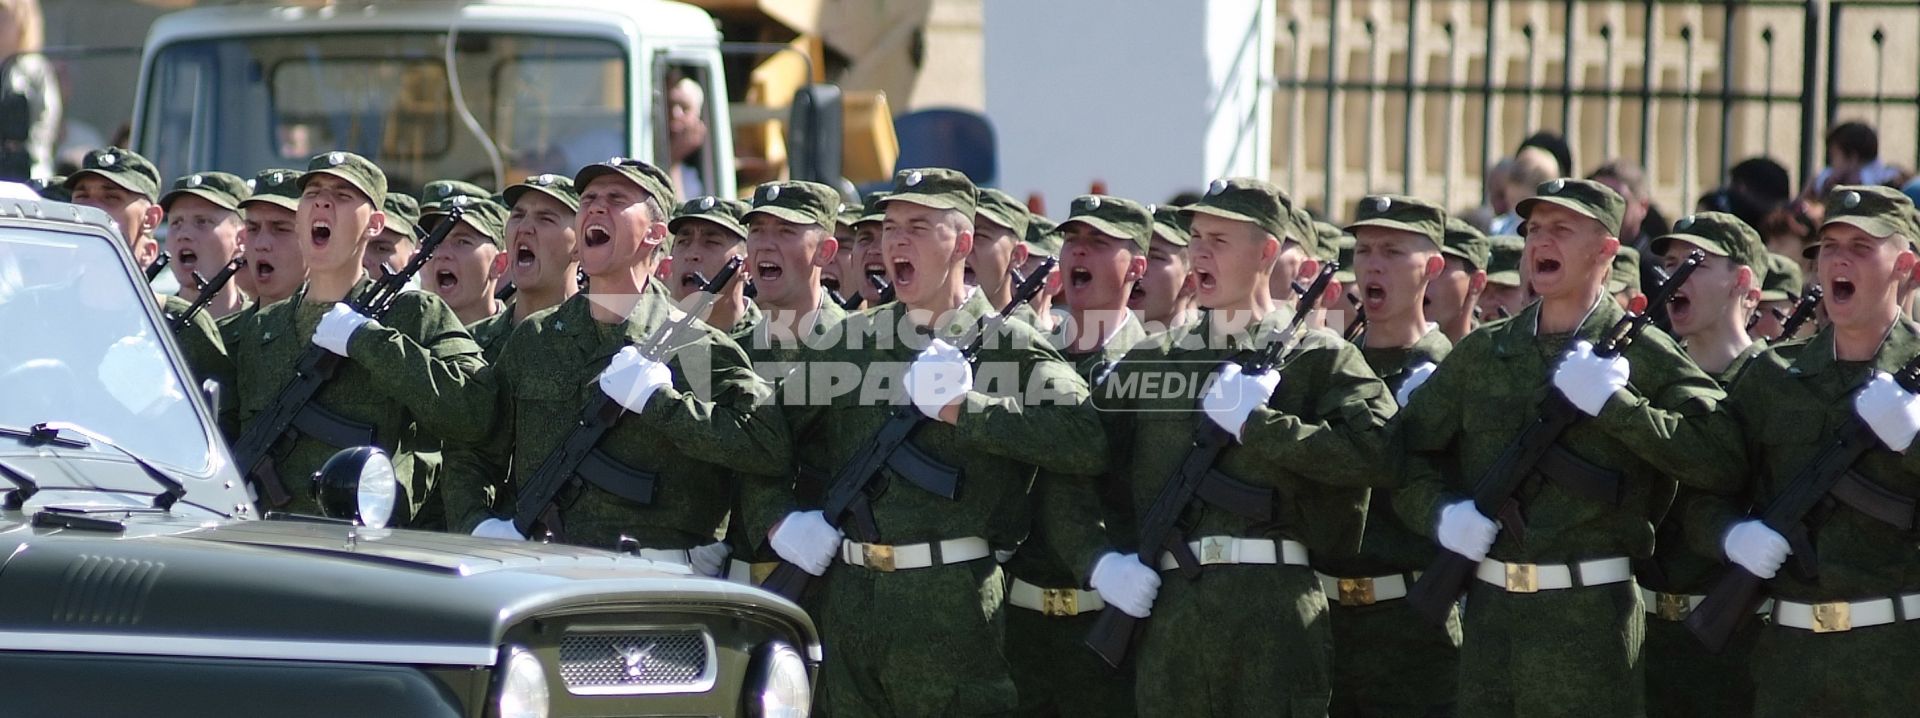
{"left": 1534, "top": 443, "right": 1625, "bottom": 507}
{"left": 1830, "top": 469, "right": 1917, "bottom": 532}
{"left": 289, "top": 403, "right": 377, "bottom": 451}
{"left": 575, "top": 448, "right": 658, "bottom": 506}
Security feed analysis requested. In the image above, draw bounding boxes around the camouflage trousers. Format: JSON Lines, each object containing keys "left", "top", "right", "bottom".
{"left": 1136, "top": 564, "right": 1332, "bottom": 717}
{"left": 1002, "top": 592, "right": 1136, "bottom": 717}
{"left": 1751, "top": 616, "right": 1920, "bottom": 718}
{"left": 1642, "top": 607, "right": 1756, "bottom": 718}
{"left": 816, "top": 559, "right": 1014, "bottom": 717}
{"left": 1327, "top": 593, "right": 1462, "bottom": 718}
{"left": 1456, "top": 580, "right": 1644, "bottom": 717}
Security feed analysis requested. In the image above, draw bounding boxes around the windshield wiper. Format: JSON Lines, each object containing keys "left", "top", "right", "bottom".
{"left": 0, "top": 458, "right": 36, "bottom": 509}
{"left": 4, "top": 422, "right": 186, "bottom": 510}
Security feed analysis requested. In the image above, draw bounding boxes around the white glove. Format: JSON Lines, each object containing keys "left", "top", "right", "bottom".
{"left": 902, "top": 338, "right": 973, "bottom": 420}
{"left": 1722, "top": 520, "right": 1790, "bottom": 579}
{"left": 1853, "top": 371, "right": 1920, "bottom": 452}
{"left": 471, "top": 518, "right": 527, "bottom": 541}
{"left": 770, "top": 510, "right": 843, "bottom": 576}
{"left": 598, "top": 346, "right": 674, "bottom": 414}
{"left": 1436, "top": 500, "right": 1498, "bottom": 562}
{"left": 313, "top": 303, "right": 375, "bottom": 357}
{"left": 689, "top": 542, "right": 732, "bottom": 578}
{"left": 1552, "top": 340, "right": 1629, "bottom": 417}
{"left": 1201, "top": 362, "right": 1280, "bottom": 442}
{"left": 1089, "top": 552, "right": 1162, "bottom": 618}
{"left": 1395, "top": 361, "right": 1437, "bottom": 407}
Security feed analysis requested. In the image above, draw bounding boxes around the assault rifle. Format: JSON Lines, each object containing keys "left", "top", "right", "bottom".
{"left": 1776, "top": 285, "right": 1823, "bottom": 342}
{"left": 145, "top": 252, "right": 170, "bottom": 282}
{"left": 168, "top": 258, "right": 246, "bottom": 331}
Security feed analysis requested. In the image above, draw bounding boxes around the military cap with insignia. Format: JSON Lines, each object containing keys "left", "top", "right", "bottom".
{"left": 240, "top": 169, "right": 302, "bottom": 211}
{"left": 1652, "top": 211, "right": 1769, "bottom": 286}
{"left": 880, "top": 167, "right": 977, "bottom": 215}
{"left": 1759, "top": 252, "right": 1804, "bottom": 302}
{"left": 573, "top": 156, "right": 678, "bottom": 209}
{"left": 420, "top": 180, "right": 491, "bottom": 213}
{"left": 1812, "top": 184, "right": 1920, "bottom": 256}
{"left": 65, "top": 147, "right": 162, "bottom": 200}
{"left": 161, "top": 171, "right": 251, "bottom": 213}
{"left": 1181, "top": 177, "right": 1299, "bottom": 245}
{"left": 1516, "top": 177, "right": 1626, "bottom": 237}
{"left": 975, "top": 187, "right": 1032, "bottom": 239}
{"left": 1333, "top": 233, "right": 1358, "bottom": 284}
{"left": 744, "top": 180, "right": 844, "bottom": 229}
{"left": 1057, "top": 194, "right": 1152, "bottom": 253}
{"left": 1484, "top": 235, "right": 1526, "bottom": 287}
{"left": 298, "top": 151, "right": 387, "bottom": 205}
{"left": 1607, "top": 246, "right": 1642, "bottom": 295}
{"left": 382, "top": 193, "right": 422, "bottom": 239}
{"left": 1345, "top": 194, "right": 1447, "bottom": 248}
{"left": 1151, "top": 204, "right": 1191, "bottom": 247}
{"left": 430, "top": 194, "right": 511, "bottom": 246}
{"left": 1023, "top": 214, "right": 1062, "bottom": 257}
{"left": 502, "top": 173, "right": 580, "bottom": 212}
{"left": 670, "top": 195, "right": 750, "bottom": 239}
{"left": 1442, "top": 217, "right": 1492, "bottom": 271}
{"left": 29, "top": 176, "right": 68, "bottom": 202}
{"left": 855, "top": 191, "right": 891, "bottom": 226}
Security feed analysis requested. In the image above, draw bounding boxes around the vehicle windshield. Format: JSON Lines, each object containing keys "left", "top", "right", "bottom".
{"left": 138, "top": 31, "right": 628, "bottom": 195}
{"left": 0, "top": 225, "right": 214, "bottom": 474}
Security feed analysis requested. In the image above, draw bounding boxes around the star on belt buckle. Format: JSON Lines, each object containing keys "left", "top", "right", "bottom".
{"left": 1041, "top": 588, "right": 1079, "bottom": 617}
{"left": 1199, "top": 536, "right": 1231, "bottom": 565}
{"left": 1812, "top": 601, "right": 1852, "bottom": 633}
{"left": 1505, "top": 562, "right": 1539, "bottom": 593}
{"left": 1655, "top": 592, "right": 1691, "bottom": 621}
{"left": 862, "top": 544, "right": 896, "bottom": 572}
{"left": 1336, "top": 578, "right": 1376, "bottom": 606}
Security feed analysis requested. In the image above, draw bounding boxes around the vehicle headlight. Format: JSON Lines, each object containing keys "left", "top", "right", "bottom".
{"left": 497, "top": 646, "right": 550, "bottom": 718}
{"left": 312, "top": 446, "right": 397, "bottom": 528}
{"left": 748, "top": 641, "right": 811, "bottom": 718}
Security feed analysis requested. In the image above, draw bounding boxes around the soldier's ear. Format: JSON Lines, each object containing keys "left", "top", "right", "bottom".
{"left": 1896, "top": 250, "right": 1919, "bottom": 283}
{"left": 1010, "top": 242, "right": 1030, "bottom": 269}
{"left": 1297, "top": 257, "right": 1321, "bottom": 282}
{"left": 365, "top": 210, "right": 387, "bottom": 239}
{"left": 815, "top": 234, "right": 839, "bottom": 268}
{"left": 1423, "top": 253, "right": 1446, "bottom": 281}
{"left": 140, "top": 203, "right": 163, "bottom": 236}
{"left": 489, "top": 249, "right": 509, "bottom": 279}
{"left": 1125, "top": 254, "right": 1147, "bottom": 283}
{"left": 1467, "top": 270, "right": 1488, "bottom": 296}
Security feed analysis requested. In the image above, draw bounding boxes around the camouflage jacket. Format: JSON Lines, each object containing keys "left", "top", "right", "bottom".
{"left": 229, "top": 277, "right": 488, "bottom": 519}
{"left": 1644, "top": 339, "right": 1767, "bottom": 594}
{"left": 1392, "top": 298, "right": 1745, "bottom": 564}
{"left": 446, "top": 291, "right": 790, "bottom": 549}
{"left": 1101, "top": 308, "right": 1396, "bottom": 560}
{"left": 728, "top": 291, "right": 848, "bottom": 560}
{"left": 163, "top": 294, "right": 234, "bottom": 416}
{"left": 467, "top": 302, "right": 516, "bottom": 363}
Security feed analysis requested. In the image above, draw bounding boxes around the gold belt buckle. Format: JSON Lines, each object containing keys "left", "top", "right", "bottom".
{"left": 1199, "top": 536, "right": 1231, "bottom": 566}
{"left": 1812, "top": 601, "right": 1852, "bottom": 633}
{"left": 1655, "top": 592, "right": 1691, "bottom": 621}
{"left": 749, "top": 562, "right": 778, "bottom": 585}
{"left": 1336, "top": 578, "right": 1376, "bottom": 606}
{"left": 1040, "top": 588, "right": 1079, "bottom": 617}
{"left": 1505, "top": 562, "right": 1539, "bottom": 593}
{"left": 862, "top": 544, "right": 896, "bottom": 572}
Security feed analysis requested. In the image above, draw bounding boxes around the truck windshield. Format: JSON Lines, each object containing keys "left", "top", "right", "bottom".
{"left": 0, "top": 226, "right": 213, "bottom": 473}
{"left": 138, "top": 32, "right": 627, "bottom": 195}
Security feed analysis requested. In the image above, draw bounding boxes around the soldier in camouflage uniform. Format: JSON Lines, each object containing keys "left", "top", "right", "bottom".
{"left": 467, "top": 174, "right": 580, "bottom": 362}
{"left": 227, "top": 169, "right": 307, "bottom": 338}
{"left": 1133, "top": 205, "right": 1199, "bottom": 332}
{"left": 366, "top": 192, "right": 421, "bottom": 279}
{"left": 421, "top": 196, "right": 511, "bottom": 326}
{"left": 1314, "top": 194, "right": 1462, "bottom": 718}
{"left": 226, "top": 152, "right": 490, "bottom": 521}
{"left": 843, "top": 192, "right": 893, "bottom": 309}
{"left": 1702, "top": 185, "right": 1920, "bottom": 718}
{"left": 420, "top": 179, "right": 492, "bottom": 219}
{"left": 1608, "top": 246, "right": 1643, "bottom": 311}
{"left": 160, "top": 171, "right": 251, "bottom": 320}
{"left": 1637, "top": 211, "right": 1771, "bottom": 717}
{"left": 758, "top": 168, "right": 1107, "bottom": 716}
{"left": 1430, "top": 218, "right": 1492, "bottom": 343}
{"left": 967, "top": 187, "right": 1033, "bottom": 312}
{"left": 1476, "top": 235, "right": 1528, "bottom": 321}
{"left": 667, "top": 195, "right": 755, "bottom": 333}
{"left": 1016, "top": 212, "right": 1064, "bottom": 332}
{"left": 1393, "top": 178, "right": 1748, "bottom": 717}
{"left": 1100, "top": 178, "right": 1395, "bottom": 716}
{"left": 1750, "top": 252, "right": 1808, "bottom": 342}
{"left": 456, "top": 158, "right": 789, "bottom": 579}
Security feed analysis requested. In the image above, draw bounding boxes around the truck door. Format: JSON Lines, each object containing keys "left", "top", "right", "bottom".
{"left": 649, "top": 48, "right": 732, "bottom": 200}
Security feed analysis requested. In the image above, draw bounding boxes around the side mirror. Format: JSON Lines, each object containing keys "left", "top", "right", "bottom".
{"left": 312, "top": 446, "right": 398, "bottom": 529}
{"left": 787, "top": 84, "right": 843, "bottom": 184}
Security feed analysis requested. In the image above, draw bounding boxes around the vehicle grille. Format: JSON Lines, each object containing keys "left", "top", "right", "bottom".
{"left": 556, "top": 628, "right": 716, "bottom": 695}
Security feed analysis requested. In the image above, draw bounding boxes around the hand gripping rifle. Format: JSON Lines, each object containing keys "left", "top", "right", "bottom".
{"left": 1684, "top": 350, "right": 1920, "bottom": 651}
{"left": 760, "top": 257, "right": 1059, "bottom": 601}
{"left": 507, "top": 256, "right": 743, "bottom": 540}
{"left": 1403, "top": 249, "right": 1706, "bottom": 624}
{"left": 230, "top": 206, "right": 465, "bottom": 508}
{"left": 168, "top": 258, "right": 246, "bottom": 331}
{"left": 1084, "top": 261, "right": 1341, "bottom": 667}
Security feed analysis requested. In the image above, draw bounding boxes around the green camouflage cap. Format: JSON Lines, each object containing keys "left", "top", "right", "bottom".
{"left": 855, "top": 191, "right": 891, "bottom": 225}
{"left": 1442, "top": 217, "right": 1492, "bottom": 270}
{"left": 66, "top": 147, "right": 161, "bottom": 200}
{"left": 29, "top": 176, "right": 68, "bottom": 202}
{"left": 1516, "top": 177, "right": 1626, "bottom": 237}
{"left": 837, "top": 203, "right": 863, "bottom": 228}
{"left": 502, "top": 173, "right": 580, "bottom": 212}
{"left": 1607, "top": 246, "right": 1641, "bottom": 295}
{"left": 670, "top": 195, "right": 750, "bottom": 239}
{"left": 1485, "top": 235, "right": 1525, "bottom": 286}
{"left": 1181, "top": 177, "right": 1297, "bottom": 244}
{"left": 420, "top": 180, "right": 490, "bottom": 213}
{"left": 1023, "top": 214, "right": 1062, "bottom": 257}
{"left": 239, "top": 168, "right": 302, "bottom": 211}
{"left": 1759, "top": 252, "right": 1804, "bottom": 302}
{"left": 1058, "top": 194, "right": 1152, "bottom": 252}
{"left": 161, "top": 171, "right": 250, "bottom": 213}
{"left": 975, "top": 187, "right": 1031, "bottom": 239}
{"left": 298, "top": 151, "right": 387, "bottom": 206}
{"left": 381, "top": 192, "right": 421, "bottom": 240}
{"left": 1345, "top": 194, "right": 1446, "bottom": 249}
{"left": 1814, "top": 184, "right": 1920, "bottom": 257}
{"left": 1652, "top": 211, "right": 1769, "bottom": 282}
{"left": 744, "top": 180, "right": 843, "bottom": 229}
{"left": 574, "top": 156, "right": 678, "bottom": 209}
{"left": 1150, "top": 204, "right": 1190, "bottom": 247}
{"left": 1333, "top": 233, "right": 1357, "bottom": 283}
{"left": 880, "top": 167, "right": 977, "bottom": 215}
{"left": 431, "top": 195, "right": 510, "bottom": 246}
